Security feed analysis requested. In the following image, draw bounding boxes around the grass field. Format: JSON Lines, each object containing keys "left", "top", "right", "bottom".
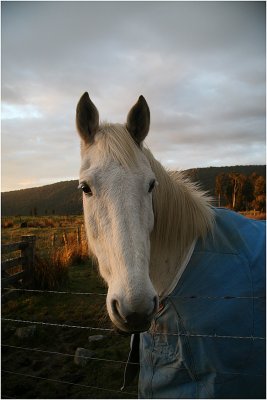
{"left": 1, "top": 210, "right": 265, "bottom": 398}
{"left": 1, "top": 215, "right": 86, "bottom": 255}
{"left": 1, "top": 216, "right": 137, "bottom": 399}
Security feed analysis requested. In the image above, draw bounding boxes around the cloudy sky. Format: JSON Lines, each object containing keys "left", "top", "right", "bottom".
{"left": 1, "top": 1, "right": 266, "bottom": 192}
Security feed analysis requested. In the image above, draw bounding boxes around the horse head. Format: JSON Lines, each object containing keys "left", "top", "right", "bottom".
{"left": 76, "top": 92, "right": 159, "bottom": 332}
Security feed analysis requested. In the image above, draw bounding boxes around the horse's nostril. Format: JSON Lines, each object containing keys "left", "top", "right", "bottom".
{"left": 111, "top": 299, "right": 119, "bottom": 315}
{"left": 111, "top": 299, "right": 127, "bottom": 323}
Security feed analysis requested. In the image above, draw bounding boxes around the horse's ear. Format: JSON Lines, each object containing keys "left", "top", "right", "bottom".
{"left": 126, "top": 95, "right": 150, "bottom": 145}
{"left": 76, "top": 92, "right": 99, "bottom": 144}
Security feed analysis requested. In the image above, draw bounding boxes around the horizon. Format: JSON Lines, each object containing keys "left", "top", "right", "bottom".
{"left": 2, "top": 2, "right": 266, "bottom": 192}
{"left": 1, "top": 163, "right": 266, "bottom": 194}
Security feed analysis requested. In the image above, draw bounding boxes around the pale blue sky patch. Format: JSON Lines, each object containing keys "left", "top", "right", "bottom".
{"left": 2, "top": 103, "right": 43, "bottom": 120}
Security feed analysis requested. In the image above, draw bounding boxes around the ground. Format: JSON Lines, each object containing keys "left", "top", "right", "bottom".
{"left": 1, "top": 217, "right": 138, "bottom": 399}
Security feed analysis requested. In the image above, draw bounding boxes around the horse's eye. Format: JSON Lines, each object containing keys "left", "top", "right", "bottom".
{"left": 148, "top": 179, "right": 156, "bottom": 193}
{"left": 78, "top": 183, "right": 92, "bottom": 196}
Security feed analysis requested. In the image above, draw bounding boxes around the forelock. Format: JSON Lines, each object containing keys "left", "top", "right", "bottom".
{"left": 97, "top": 123, "right": 141, "bottom": 169}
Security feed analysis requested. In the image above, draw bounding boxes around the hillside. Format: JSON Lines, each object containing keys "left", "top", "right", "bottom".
{"left": 1, "top": 165, "right": 265, "bottom": 216}
{"left": 1, "top": 180, "right": 82, "bottom": 216}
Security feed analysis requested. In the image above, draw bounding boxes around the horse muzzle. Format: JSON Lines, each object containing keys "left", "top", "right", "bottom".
{"left": 109, "top": 296, "right": 158, "bottom": 333}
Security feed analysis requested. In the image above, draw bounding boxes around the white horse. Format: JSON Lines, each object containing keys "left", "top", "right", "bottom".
{"left": 76, "top": 93, "right": 265, "bottom": 399}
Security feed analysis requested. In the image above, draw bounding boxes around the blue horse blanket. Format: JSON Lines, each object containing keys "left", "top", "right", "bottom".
{"left": 124, "top": 208, "right": 266, "bottom": 399}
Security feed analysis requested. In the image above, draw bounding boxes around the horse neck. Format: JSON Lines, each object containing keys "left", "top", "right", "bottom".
{"left": 145, "top": 149, "right": 214, "bottom": 295}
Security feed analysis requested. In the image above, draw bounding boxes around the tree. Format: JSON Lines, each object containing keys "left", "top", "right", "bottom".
{"left": 232, "top": 173, "right": 248, "bottom": 211}
{"left": 215, "top": 171, "right": 265, "bottom": 212}
{"left": 228, "top": 173, "right": 245, "bottom": 210}
{"left": 241, "top": 178, "right": 254, "bottom": 211}
{"left": 254, "top": 176, "right": 266, "bottom": 212}
{"left": 215, "top": 173, "right": 232, "bottom": 207}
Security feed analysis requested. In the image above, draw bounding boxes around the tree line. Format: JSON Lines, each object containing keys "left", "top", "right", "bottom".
{"left": 215, "top": 172, "right": 266, "bottom": 212}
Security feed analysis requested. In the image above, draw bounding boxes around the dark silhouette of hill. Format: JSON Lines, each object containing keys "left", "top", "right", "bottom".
{"left": 1, "top": 165, "right": 265, "bottom": 216}
{"left": 2, "top": 180, "right": 82, "bottom": 216}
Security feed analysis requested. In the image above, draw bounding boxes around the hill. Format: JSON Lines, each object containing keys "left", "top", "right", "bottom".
{"left": 1, "top": 165, "right": 265, "bottom": 216}
{"left": 1, "top": 180, "right": 82, "bottom": 216}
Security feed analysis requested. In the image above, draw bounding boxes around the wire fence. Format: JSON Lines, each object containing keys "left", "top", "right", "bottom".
{"left": 2, "top": 286, "right": 266, "bottom": 399}
{"left": 2, "top": 286, "right": 265, "bottom": 300}
{"left": 2, "top": 286, "right": 265, "bottom": 341}
{"left": 1, "top": 287, "right": 136, "bottom": 399}
{"left": 2, "top": 344, "right": 265, "bottom": 377}
{"left": 2, "top": 287, "right": 107, "bottom": 296}
{"left": 2, "top": 317, "right": 265, "bottom": 340}
{"left": 2, "top": 344, "right": 139, "bottom": 366}
{"left": 2, "top": 370, "right": 136, "bottom": 397}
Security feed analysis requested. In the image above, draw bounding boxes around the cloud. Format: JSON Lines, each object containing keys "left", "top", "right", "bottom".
{"left": 1, "top": 1, "right": 265, "bottom": 191}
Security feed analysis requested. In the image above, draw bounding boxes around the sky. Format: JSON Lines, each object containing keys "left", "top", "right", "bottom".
{"left": 1, "top": 1, "right": 266, "bottom": 192}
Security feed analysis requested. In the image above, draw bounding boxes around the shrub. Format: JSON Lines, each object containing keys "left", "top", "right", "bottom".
{"left": 32, "top": 251, "right": 69, "bottom": 290}
{"left": 2, "top": 220, "right": 14, "bottom": 229}
{"left": 31, "top": 237, "right": 88, "bottom": 290}
{"left": 43, "top": 218, "right": 56, "bottom": 228}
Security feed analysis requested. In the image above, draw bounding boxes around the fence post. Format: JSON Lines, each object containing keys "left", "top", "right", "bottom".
{"left": 63, "top": 232, "right": 68, "bottom": 246}
{"left": 21, "top": 235, "right": 36, "bottom": 286}
{"left": 51, "top": 233, "right": 56, "bottom": 248}
{"left": 76, "top": 227, "right": 81, "bottom": 245}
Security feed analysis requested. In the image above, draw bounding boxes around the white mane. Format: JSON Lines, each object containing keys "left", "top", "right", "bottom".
{"left": 92, "top": 123, "right": 214, "bottom": 280}
{"left": 144, "top": 148, "right": 214, "bottom": 267}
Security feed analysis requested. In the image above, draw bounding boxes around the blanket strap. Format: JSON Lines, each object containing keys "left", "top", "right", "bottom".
{"left": 121, "top": 333, "right": 140, "bottom": 390}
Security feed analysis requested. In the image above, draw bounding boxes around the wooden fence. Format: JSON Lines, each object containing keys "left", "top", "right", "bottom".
{"left": 51, "top": 226, "right": 84, "bottom": 248}
{"left": 1, "top": 235, "right": 36, "bottom": 290}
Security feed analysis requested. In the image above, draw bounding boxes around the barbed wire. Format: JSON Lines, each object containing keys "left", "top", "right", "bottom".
{"left": 2, "top": 344, "right": 139, "bottom": 366}
{"left": 2, "top": 284, "right": 265, "bottom": 397}
{"left": 3, "top": 272, "right": 265, "bottom": 398}
{"left": 1, "top": 317, "right": 113, "bottom": 332}
{"left": 170, "top": 295, "right": 265, "bottom": 300}
{"left": 153, "top": 331, "right": 265, "bottom": 340}
{"left": 2, "top": 287, "right": 106, "bottom": 296}
{"left": 2, "top": 370, "right": 136, "bottom": 397}
{"left": 2, "top": 317, "right": 265, "bottom": 340}
{"left": 3, "top": 343, "right": 265, "bottom": 378}
{"left": 2, "top": 287, "right": 265, "bottom": 300}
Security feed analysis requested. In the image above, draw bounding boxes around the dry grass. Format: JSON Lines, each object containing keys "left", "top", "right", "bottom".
{"left": 1, "top": 215, "right": 89, "bottom": 290}
{"left": 31, "top": 237, "right": 89, "bottom": 290}
{"left": 240, "top": 211, "right": 266, "bottom": 220}
{"left": 32, "top": 253, "right": 69, "bottom": 290}
{"left": 2, "top": 219, "right": 14, "bottom": 229}
{"left": 27, "top": 218, "right": 56, "bottom": 228}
